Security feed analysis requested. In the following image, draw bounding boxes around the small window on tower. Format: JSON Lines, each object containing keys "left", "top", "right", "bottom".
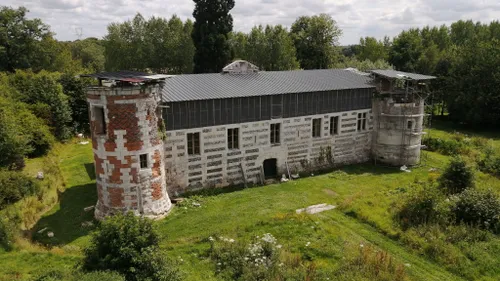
{"left": 357, "top": 113, "right": 367, "bottom": 131}
{"left": 140, "top": 154, "right": 148, "bottom": 169}
{"left": 93, "top": 106, "right": 106, "bottom": 135}
{"left": 407, "top": 120, "right": 413, "bottom": 130}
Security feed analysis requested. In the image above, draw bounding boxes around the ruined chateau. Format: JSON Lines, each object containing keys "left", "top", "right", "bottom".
{"left": 84, "top": 61, "right": 435, "bottom": 219}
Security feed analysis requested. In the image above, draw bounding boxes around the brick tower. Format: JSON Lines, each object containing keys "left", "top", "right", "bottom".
{"left": 84, "top": 72, "right": 172, "bottom": 219}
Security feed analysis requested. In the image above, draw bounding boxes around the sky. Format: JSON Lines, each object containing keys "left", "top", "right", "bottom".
{"left": 4, "top": 0, "right": 500, "bottom": 45}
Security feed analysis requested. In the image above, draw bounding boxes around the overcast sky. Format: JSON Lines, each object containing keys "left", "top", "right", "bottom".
{"left": 4, "top": 0, "right": 500, "bottom": 45}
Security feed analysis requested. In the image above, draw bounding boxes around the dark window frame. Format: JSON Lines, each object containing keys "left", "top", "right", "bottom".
{"left": 357, "top": 112, "right": 367, "bottom": 131}
{"left": 187, "top": 132, "right": 201, "bottom": 155}
{"left": 330, "top": 116, "right": 339, "bottom": 135}
{"left": 270, "top": 123, "right": 281, "bottom": 145}
{"left": 312, "top": 118, "right": 322, "bottom": 138}
{"left": 227, "top": 128, "right": 239, "bottom": 150}
{"left": 139, "top": 154, "right": 148, "bottom": 169}
{"left": 93, "top": 106, "right": 106, "bottom": 135}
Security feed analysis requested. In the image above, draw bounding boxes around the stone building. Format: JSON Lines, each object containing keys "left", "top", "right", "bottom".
{"left": 84, "top": 61, "right": 435, "bottom": 219}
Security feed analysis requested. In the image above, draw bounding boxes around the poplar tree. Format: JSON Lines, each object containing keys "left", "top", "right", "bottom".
{"left": 191, "top": 0, "right": 235, "bottom": 73}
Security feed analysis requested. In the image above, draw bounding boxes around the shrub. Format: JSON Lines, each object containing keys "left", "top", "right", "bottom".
{"left": 0, "top": 170, "right": 40, "bottom": 210}
{"left": 82, "top": 212, "right": 180, "bottom": 281}
{"left": 451, "top": 189, "right": 500, "bottom": 233}
{"left": 0, "top": 217, "right": 15, "bottom": 250}
{"left": 397, "top": 183, "right": 450, "bottom": 229}
{"left": 422, "top": 137, "right": 470, "bottom": 156}
{"left": 477, "top": 147, "right": 500, "bottom": 177}
{"left": 208, "top": 233, "right": 316, "bottom": 281}
{"left": 438, "top": 156, "right": 474, "bottom": 194}
{"left": 34, "top": 270, "right": 125, "bottom": 281}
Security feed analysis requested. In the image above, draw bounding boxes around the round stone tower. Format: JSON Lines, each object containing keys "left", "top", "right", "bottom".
{"left": 85, "top": 73, "right": 172, "bottom": 219}
{"left": 370, "top": 70, "right": 434, "bottom": 166}
{"left": 372, "top": 95, "right": 425, "bottom": 166}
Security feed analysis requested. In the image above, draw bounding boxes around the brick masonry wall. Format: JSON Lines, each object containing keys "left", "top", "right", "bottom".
{"left": 164, "top": 108, "right": 373, "bottom": 196}
{"left": 87, "top": 85, "right": 172, "bottom": 219}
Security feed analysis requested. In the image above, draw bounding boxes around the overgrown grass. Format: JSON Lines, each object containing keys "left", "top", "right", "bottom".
{"left": 1, "top": 123, "right": 500, "bottom": 281}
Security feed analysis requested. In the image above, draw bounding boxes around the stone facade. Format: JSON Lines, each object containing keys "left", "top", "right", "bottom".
{"left": 372, "top": 97, "right": 425, "bottom": 166}
{"left": 164, "top": 109, "right": 373, "bottom": 195}
{"left": 87, "top": 84, "right": 172, "bottom": 219}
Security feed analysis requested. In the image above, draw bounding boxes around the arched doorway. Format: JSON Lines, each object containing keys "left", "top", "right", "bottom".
{"left": 263, "top": 158, "right": 277, "bottom": 179}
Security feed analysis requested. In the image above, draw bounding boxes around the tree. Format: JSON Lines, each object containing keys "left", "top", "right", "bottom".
{"left": 389, "top": 28, "right": 424, "bottom": 72}
{"left": 290, "top": 14, "right": 342, "bottom": 69}
{"left": 229, "top": 31, "right": 248, "bottom": 60}
{"left": 192, "top": 0, "right": 235, "bottom": 73}
{"left": 0, "top": 6, "right": 52, "bottom": 72}
{"left": 358, "top": 37, "right": 388, "bottom": 62}
{"left": 60, "top": 74, "right": 91, "bottom": 134}
{"left": 8, "top": 70, "right": 73, "bottom": 140}
{"left": 446, "top": 39, "right": 500, "bottom": 126}
{"left": 332, "top": 57, "right": 392, "bottom": 72}
{"left": 104, "top": 14, "right": 194, "bottom": 73}
{"left": 0, "top": 95, "right": 54, "bottom": 169}
{"left": 82, "top": 212, "right": 181, "bottom": 281}
{"left": 71, "top": 38, "right": 106, "bottom": 72}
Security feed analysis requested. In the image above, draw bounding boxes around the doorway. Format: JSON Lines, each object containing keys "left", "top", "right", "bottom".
{"left": 263, "top": 158, "right": 278, "bottom": 179}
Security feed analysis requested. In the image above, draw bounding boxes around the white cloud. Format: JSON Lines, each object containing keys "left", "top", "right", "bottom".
{"left": 2, "top": 0, "right": 500, "bottom": 44}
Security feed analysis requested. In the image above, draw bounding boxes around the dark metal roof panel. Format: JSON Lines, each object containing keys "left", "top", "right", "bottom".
{"left": 162, "top": 69, "right": 375, "bottom": 102}
{"left": 370, "top": 69, "right": 436, "bottom": 81}
{"left": 81, "top": 71, "right": 172, "bottom": 82}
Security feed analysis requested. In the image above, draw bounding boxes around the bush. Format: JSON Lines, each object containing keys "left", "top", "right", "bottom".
{"left": 451, "top": 189, "right": 500, "bottom": 233}
{"left": 397, "top": 183, "right": 450, "bottom": 229}
{"left": 82, "top": 212, "right": 181, "bottom": 281}
{"left": 0, "top": 170, "right": 40, "bottom": 210}
{"left": 208, "top": 233, "right": 317, "bottom": 281}
{"left": 0, "top": 217, "right": 15, "bottom": 250}
{"left": 438, "top": 157, "right": 475, "bottom": 194}
{"left": 423, "top": 137, "right": 470, "bottom": 156}
{"left": 477, "top": 147, "right": 500, "bottom": 177}
{"left": 34, "top": 270, "right": 125, "bottom": 281}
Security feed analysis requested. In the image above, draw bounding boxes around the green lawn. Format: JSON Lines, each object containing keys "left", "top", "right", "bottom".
{"left": 1, "top": 125, "right": 500, "bottom": 281}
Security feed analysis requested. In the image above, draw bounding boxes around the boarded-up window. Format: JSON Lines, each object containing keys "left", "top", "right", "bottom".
{"left": 312, "top": 118, "right": 321, "bottom": 138}
{"left": 227, "top": 128, "right": 239, "bottom": 149}
{"left": 187, "top": 132, "right": 200, "bottom": 155}
{"left": 270, "top": 123, "right": 280, "bottom": 144}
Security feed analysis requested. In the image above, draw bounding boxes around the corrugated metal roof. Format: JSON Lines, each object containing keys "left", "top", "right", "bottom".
{"left": 162, "top": 69, "right": 374, "bottom": 102}
{"left": 81, "top": 71, "right": 173, "bottom": 82}
{"left": 370, "top": 69, "right": 436, "bottom": 81}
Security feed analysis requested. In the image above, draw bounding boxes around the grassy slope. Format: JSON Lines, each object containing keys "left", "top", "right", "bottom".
{"left": 157, "top": 153, "right": 468, "bottom": 281}
{"left": 0, "top": 141, "right": 95, "bottom": 281}
{"left": 1, "top": 123, "right": 499, "bottom": 280}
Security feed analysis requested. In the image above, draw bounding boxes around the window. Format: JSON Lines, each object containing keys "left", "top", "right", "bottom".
{"left": 227, "top": 128, "right": 239, "bottom": 149}
{"left": 93, "top": 106, "right": 106, "bottom": 135}
{"left": 357, "top": 112, "right": 367, "bottom": 131}
{"left": 407, "top": 120, "right": 413, "bottom": 130}
{"left": 312, "top": 118, "right": 322, "bottom": 138}
{"left": 140, "top": 154, "right": 148, "bottom": 169}
{"left": 187, "top": 132, "right": 200, "bottom": 155}
{"left": 270, "top": 123, "right": 280, "bottom": 145}
{"left": 330, "top": 116, "right": 339, "bottom": 135}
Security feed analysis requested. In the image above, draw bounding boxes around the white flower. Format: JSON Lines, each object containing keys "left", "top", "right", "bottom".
{"left": 217, "top": 262, "right": 221, "bottom": 266}
{"left": 306, "top": 242, "right": 311, "bottom": 247}
{"left": 229, "top": 239, "right": 235, "bottom": 243}
{"left": 208, "top": 236, "right": 214, "bottom": 242}
{"left": 360, "top": 243, "right": 364, "bottom": 248}
{"left": 276, "top": 244, "right": 282, "bottom": 249}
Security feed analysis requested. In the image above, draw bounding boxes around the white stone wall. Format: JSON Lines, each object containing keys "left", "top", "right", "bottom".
{"left": 164, "top": 109, "right": 373, "bottom": 195}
